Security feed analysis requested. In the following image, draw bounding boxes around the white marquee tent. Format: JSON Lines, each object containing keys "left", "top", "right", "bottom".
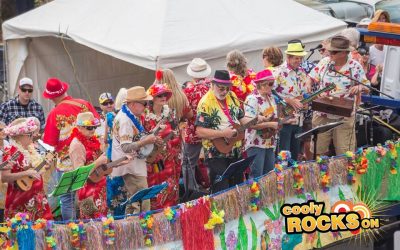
{"left": 2, "top": 0, "right": 346, "bottom": 113}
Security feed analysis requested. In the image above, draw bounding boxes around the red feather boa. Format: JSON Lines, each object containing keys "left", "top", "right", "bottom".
{"left": 69, "top": 127, "right": 101, "bottom": 163}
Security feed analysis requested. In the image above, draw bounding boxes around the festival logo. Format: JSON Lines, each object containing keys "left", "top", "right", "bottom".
{"left": 280, "top": 200, "right": 380, "bottom": 234}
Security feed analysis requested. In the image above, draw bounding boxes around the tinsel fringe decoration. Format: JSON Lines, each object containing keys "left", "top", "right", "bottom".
{"left": 153, "top": 211, "right": 181, "bottom": 245}
{"left": 114, "top": 218, "right": 143, "bottom": 250}
{"left": 213, "top": 190, "right": 241, "bottom": 222}
{"left": 180, "top": 197, "right": 215, "bottom": 250}
{"left": 85, "top": 221, "right": 103, "bottom": 250}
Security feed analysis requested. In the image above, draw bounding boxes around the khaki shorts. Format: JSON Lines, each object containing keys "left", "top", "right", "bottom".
{"left": 123, "top": 174, "right": 150, "bottom": 214}
{"left": 311, "top": 114, "right": 356, "bottom": 155}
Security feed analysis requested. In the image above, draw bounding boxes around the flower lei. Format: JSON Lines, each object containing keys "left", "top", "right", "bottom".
{"left": 204, "top": 203, "right": 225, "bottom": 230}
{"left": 9, "top": 139, "right": 42, "bottom": 167}
{"left": 70, "top": 127, "right": 101, "bottom": 163}
{"left": 229, "top": 69, "right": 256, "bottom": 100}
{"left": 387, "top": 141, "right": 398, "bottom": 174}
{"left": 122, "top": 104, "right": 145, "bottom": 133}
{"left": 274, "top": 151, "right": 291, "bottom": 197}
{"left": 354, "top": 148, "right": 368, "bottom": 175}
{"left": 291, "top": 161, "right": 304, "bottom": 195}
{"left": 317, "top": 156, "right": 330, "bottom": 192}
{"left": 101, "top": 215, "right": 115, "bottom": 245}
{"left": 139, "top": 211, "right": 154, "bottom": 247}
{"left": 249, "top": 180, "right": 261, "bottom": 211}
{"left": 164, "top": 207, "right": 179, "bottom": 223}
{"left": 345, "top": 151, "right": 356, "bottom": 184}
{"left": 33, "top": 219, "right": 56, "bottom": 250}
{"left": 7, "top": 213, "right": 30, "bottom": 248}
{"left": 68, "top": 221, "right": 87, "bottom": 250}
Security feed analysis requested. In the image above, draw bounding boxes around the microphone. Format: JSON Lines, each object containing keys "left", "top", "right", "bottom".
{"left": 309, "top": 44, "right": 323, "bottom": 52}
{"left": 271, "top": 89, "right": 287, "bottom": 107}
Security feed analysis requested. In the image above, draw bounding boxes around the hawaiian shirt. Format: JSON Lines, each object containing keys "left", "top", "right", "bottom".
{"left": 43, "top": 96, "right": 99, "bottom": 171}
{"left": 274, "top": 61, "right": 308, "bottom": 98}
{"left": 195, "top": 91, "right": 244, "bottom": 160}
{"left": 309, "top": 56, "right": 370, "bottom": 118}
{"left": 229, "top": 69, "right": 256, "bottom": 102}
{"left": 244, "top": 93, "right": 278, "bottom": 150}
{"left": 183, "top": 78, "right": 211, "bottom": 144}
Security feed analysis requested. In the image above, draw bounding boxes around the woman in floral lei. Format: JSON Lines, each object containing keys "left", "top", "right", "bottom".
{"left": 69, "top": 112, "right": 109, "bottom": 219}
{"left": 2, "top": 117, "right": 53, "bottom": 220}
{"left": 226, "top": 50, "right": 256, "bottom": 102}
{"left": 144, "top": 83, "right": 181, "bottom": 209}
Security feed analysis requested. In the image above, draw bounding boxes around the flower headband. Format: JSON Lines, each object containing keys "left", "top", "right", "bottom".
{"left": 4, "top": 117, "right": 38, "bottom": 137}
{"left": 76, "top": 118, "right": 100, "bottom": 127}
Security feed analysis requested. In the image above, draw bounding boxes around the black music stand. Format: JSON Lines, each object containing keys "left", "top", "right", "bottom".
{"left": 120, "top": 182, "right": 167, "bottom": 213}
{"left": 295, "top": 121, "right": 344, "bottom": 160}
{"left": 212, "top": 155, "right": 256, "bottom": 193}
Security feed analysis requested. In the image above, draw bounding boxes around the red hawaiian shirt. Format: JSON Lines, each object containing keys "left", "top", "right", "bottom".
{"left": 183, "top": 79, "right": 210, "bottom": 144}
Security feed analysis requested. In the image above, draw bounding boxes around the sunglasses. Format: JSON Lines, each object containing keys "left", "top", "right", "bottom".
{"left": 135, "top": 101, "right": 148, "bottom": 107}
{"left": 156, "top": 93, "right": 169, "bottom": 98}
{"left": 258, "top": 81, "right": 274, "bottom": 88}
{"left": 329, "top": 51, "right": 341, "bottom": 55}
{"left": 216, "top": 85, "right": 230, "bottom": 92}
{"left": 84, "top": 126, "right": 97, "bottom": 131}
{"left": 101, "top": 101, "right": 114, "bottom": 106}
{"left": 20, "top": 88, "right": 33, "bottom": 93}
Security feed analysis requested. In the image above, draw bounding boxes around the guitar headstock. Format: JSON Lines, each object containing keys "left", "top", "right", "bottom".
{"left": 161, "top": 105, "right": 170, "bottom": 119}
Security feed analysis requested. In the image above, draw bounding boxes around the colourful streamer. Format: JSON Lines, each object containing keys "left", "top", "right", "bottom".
{"left": 317, "top": 156, "right": 330, "bottom": 192}
{"left": 249, "top": 180, "right": 261, "bottom": 211}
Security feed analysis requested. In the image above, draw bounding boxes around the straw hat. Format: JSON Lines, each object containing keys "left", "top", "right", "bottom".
{"left": 326, "top": 35, "right": 351, "bottom": 52}
{"left": 76, "top": 112, "right": 100, "bottom": 127}
{"left": 4, "top": 117, "right": 38, "bottom": 137}
{"left": 187, "top": 58, "right": 211, "bottom": 78}
{"left": 285, "top": 40, "right": 307, "bottom": 56}
{"left": 125, "top": 86, "right": 153, "bottom": 102}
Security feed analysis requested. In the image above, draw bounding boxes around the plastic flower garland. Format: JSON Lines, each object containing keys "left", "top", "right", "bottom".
{"left": 33, "top": 219, "right": 56, "bottom": 250}
{"left": 204, "top": 203, "right": 225, "bottom": 230}
{"left": 76, "top": 118, "right": 100, "bottom": 127}
{"left": 164, "top": 207, "right": 179, "bottom": 223}
{"left": 249, "top": 180, "right": 261, "bottom": 211}
{"left": 68, "top": 221, "right": 86, "bottom": 250}
{"left": 345, "top": 151, "right": 356, "bottom": 184}
{"left": 7, "top": 213, "right": 30, "bottom": 248}
{"left": 291, "top": 161, "right": 304, "bottom": 195}
{"left": 354, "top": 148, "right": 368, "bottom": 175}
{"left": 317, "top": 156, "right": 330, "bottom": 192}
{"left": 229, "top": 69, "right": 256, "bottom": 101}
{"left": 101, "top": 215, "right": 115, "bottom": 245}
{"left": 274, "top": 150, "right": 292, "bottom": 197}
{"left": 139, "top": 211, "right": 154, "bottom": 247}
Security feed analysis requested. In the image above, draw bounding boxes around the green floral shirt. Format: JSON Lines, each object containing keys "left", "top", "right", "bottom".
{"left": 195, "top": 91, "right": 244, "bottom": 160}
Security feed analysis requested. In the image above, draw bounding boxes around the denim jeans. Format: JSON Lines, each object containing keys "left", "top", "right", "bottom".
{"left": 56, "top": 171, "right": 76, "bottom": 221}
{"left": 246, "top": 147, "right": 275, "bottom": 178}
{"left": 279, "top": 124, "right": 302, "bottom": 160}
{"left": 181, "top": 143, "right": 202, "bottom": 192}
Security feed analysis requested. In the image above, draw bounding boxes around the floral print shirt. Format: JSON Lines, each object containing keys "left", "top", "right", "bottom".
{"left": 274, "top": 62, "right": 308, "bottom": 98}
{"left": 309, "top": 56, "right": 370, "bottom": 118}
{"left": 229, "top": 69, "right": 256, "bottom": 102}
{"left": 183, "top": 78, "right": 211, "bottom": 144}
{"left": 195, "top": 91, "right": 244, "bottom": 160}
{"left": 244, "top": 93, "right": 278, "bottom": 150}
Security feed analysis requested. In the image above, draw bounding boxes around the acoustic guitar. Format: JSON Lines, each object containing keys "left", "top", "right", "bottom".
{"left": 260, "top": 84, "right": 337, "bottom": 139}
{"left": 0, "top": 151, "right": 21, "bottom": 170}
{"left": 281, "top": 83, "right": 336, "bottom": 117}
{"left": 212, "top": 117, "right": 258, "bottom": 154}
{"left": 89, "top": 156, "right": 129, "bottom": 183}
{"left": 16, "top": 152, "right": 55, "bottom": 191}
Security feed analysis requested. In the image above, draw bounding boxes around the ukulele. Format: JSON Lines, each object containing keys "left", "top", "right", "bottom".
{"left": 88, "top": 156, "right": 129, "bottom": 183}
{"left": 212, "top": 117, "right": 258, "bottom": 154}
{"left": 16, "top": 152, "right": 55, "bottom": 191}
{"left": 0, "top": 151, "right": 21, "bottom": 170}
{"left": 137, "top": 105, "right": 171, "bottom": 159}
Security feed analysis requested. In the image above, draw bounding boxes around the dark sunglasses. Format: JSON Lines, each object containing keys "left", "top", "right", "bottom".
{"left": 216, "top": 85, "right": 230, "bottom": 92}
{"left": 101, "top": 101, "right": 114, "bottom": 106}
{"left": 84, "top": 126, "right": 97, "bottom": 131}
{"left": 329, "top": 51, "right": 341, "bottom": 55}
{"left": 156, "top": 93, "right": 169, "bottom": 98}
{"left": 20, "top": 88, "right": 33, "bottom": 93}
{"left": 135, "top": 101, "right": 148, "bottom": 107}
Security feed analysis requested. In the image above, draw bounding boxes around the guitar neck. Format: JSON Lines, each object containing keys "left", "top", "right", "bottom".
{"left": 106, "top": 156, "right": 128, "bottom": 169}
{"left": 0, "top": 152, "right": 20, "bottom": 169}
{"left": 237, "top": 117, "right": 258, "bottom": 133}
{"left": 35, "top": 159, "right": 48, "bottom": 173}
{"left": 301, "top": 85, "right": 335, "bottom": 104}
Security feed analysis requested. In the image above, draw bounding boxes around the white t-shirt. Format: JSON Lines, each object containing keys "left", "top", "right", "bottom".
{"left": 111, "top": 110, "right": 147, "bottom": 177}
{"left": 369, "top": 45, "right": 385, "bottom": 66}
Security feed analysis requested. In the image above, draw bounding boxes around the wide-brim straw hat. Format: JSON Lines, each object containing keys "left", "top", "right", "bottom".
{"left": 326, "top": 35, "right": 351, "bottom": 51}
{"left": 187, "top": 58, "right": 211, "bottom": 78}
{"left": 76, "top": 112, "right": 100, "bottom": 127}
{"left": 125, "top": 86, "right": 153, "bottom": 102}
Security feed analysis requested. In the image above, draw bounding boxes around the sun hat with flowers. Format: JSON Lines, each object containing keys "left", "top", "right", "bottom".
{"left": 4, "top": 117, "right": 39, "bottom": 137}
{"left": 76, "top": 112, "right": 100, "bottom": 127}
{"left": 147, "top": 83, "right": 172, "bottom": 100}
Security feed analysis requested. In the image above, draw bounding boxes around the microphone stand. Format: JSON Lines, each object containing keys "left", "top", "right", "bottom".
{"left": 329, "top": 66, "right": 395, "bottom": 147}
